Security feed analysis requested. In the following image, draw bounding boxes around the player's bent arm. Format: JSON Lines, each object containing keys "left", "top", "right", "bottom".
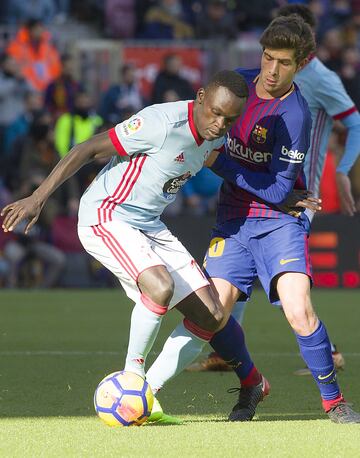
{"left": 1, "top": 131, "right": 117, "bottom": 233}
{"left": 209, "top": 152, "right": 300, "bottom": 205}
{"left": 336, "top": 111, "right": 360, "bottom": 175}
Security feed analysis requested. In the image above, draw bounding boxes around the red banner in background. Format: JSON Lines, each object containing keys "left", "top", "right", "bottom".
{"left": 122, "top": 46, "right": 204, "bottom": 100}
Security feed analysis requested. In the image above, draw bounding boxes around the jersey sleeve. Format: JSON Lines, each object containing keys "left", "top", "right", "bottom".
{"left": 271, "top": 105, "right": 311, "bottom": 180}
{"left": 108, "top": 106, "right": 167, "bottom": 156}
{"left": 315, "top": 70, "right": 357, "bottom": 120}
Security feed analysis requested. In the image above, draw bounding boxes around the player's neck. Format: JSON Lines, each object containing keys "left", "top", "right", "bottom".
{"left": 256, "top": 79, "right": 294, "bottom": 100}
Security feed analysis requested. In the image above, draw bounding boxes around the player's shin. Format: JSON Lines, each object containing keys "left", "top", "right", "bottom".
{"left": 295, "top": 321, "right": 343, "bottom": 410}
{"left": 146, "top": 319, "right": 212, "bottom": 394}
{"left": 210, "top": 316, "right": 261, "bottom": 385}
{"left": 124, "top": 294, "right": 168, "bottom": 378}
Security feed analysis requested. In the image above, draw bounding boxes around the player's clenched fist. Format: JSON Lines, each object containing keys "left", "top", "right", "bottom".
{"left": 1, "top": 195, "right": 42, "bottom": 234}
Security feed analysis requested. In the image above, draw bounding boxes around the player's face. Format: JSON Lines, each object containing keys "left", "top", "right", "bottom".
{"left": 259, "top": 48, "right": 302, "bottom": 98}
{"left": 194, "top": 86, "right": 246, "bottom": 141}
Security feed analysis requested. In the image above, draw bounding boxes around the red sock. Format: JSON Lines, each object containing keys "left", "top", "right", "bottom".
{"left": 240, "top": 366, "right": 262, "bottom": 387}
{"left": 322, "top": 394, "right": 345, "bottom": 412}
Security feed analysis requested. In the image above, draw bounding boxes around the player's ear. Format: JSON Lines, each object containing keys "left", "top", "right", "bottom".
{"left": 297, "top": 58, "right": 308, "bottom": 72}
{"left": 196, "top": 88, "right": 205, "bottom": 104}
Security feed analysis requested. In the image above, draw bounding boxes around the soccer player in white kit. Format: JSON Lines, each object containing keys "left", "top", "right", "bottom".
{"left": 1, "top": 70, "right": 248, "bottom": 383}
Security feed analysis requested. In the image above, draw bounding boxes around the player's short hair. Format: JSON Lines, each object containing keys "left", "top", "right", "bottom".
{"left": 277, "top": 4, "right": 317, "bottom": 30}
{"left": 260, "top": 15, "right": 316, "bottom": 64}
{"left": 206, "top": 70, "right": 249, "bottom": 99}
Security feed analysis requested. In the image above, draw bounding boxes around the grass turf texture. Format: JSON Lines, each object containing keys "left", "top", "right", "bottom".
{"left": 0, "top": 289, "right": 359, "bottom": 457}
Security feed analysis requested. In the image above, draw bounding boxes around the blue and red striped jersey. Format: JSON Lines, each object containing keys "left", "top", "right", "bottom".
{"left": 216, "top": 68, "right": 311, "bottom": 223}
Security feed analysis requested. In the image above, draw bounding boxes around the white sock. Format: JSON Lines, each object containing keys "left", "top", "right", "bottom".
{"left": 124, "top": 299, "right": 164, "bottom": 378}
{"left": 146, "top": 321, "right": 207, "bottom": 394}
{"left": 231, "top": 300, "right": 247, "bottom": 325}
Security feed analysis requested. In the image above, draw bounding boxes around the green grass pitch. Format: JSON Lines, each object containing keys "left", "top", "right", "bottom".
{"left": 0, "top": 289, "right": 359, "bottom": 457}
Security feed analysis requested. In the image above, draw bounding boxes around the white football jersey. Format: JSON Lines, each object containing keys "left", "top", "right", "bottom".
{"left": 78, "top": 101, "right": 223, "bottom": 231}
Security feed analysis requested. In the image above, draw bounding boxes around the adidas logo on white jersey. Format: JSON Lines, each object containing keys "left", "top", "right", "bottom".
{"left": 174, "top": 152, "right": 185, "bottom": 163}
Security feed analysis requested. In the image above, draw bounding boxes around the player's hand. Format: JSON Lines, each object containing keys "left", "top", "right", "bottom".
{"left": 336, "top": 172, "right": 356, "bottom": 216}
{"left": 277, "top": 190, "right": 322, "bottom": 217}
{"left": 1, "top": 195, "right": 43, "bottom": 234}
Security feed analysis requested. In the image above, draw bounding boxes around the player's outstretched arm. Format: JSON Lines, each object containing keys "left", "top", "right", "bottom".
{"left": 1, "top": 131, "right": 117, "bottom": 234}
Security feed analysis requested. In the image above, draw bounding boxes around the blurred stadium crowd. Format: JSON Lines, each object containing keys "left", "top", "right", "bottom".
{"left": 0, "top": 0, "right": 359, "bottom": 288}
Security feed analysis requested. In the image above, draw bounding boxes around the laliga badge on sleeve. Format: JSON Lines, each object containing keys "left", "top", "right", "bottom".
{"left": 120, "top": 116, "right": 144, "bottom": 137}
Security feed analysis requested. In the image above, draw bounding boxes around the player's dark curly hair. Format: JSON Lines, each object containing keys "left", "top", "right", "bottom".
{"left": 206, "top": 70, "right": 249, "bottom": 99}
{"left": 277, "top": 4, "right": 317, "bottom": 30}
{"left": 260, "top": 15, "right": 316, "bottom": 65}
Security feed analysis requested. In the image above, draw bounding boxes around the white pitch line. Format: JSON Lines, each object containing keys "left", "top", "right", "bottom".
{"left": 0, "top": 351, "right": 359, "bottom": 357}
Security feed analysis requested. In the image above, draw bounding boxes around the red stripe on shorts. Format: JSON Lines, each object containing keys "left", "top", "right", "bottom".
{"left": 91, "top": 224, "right": 138, "bottom": 280}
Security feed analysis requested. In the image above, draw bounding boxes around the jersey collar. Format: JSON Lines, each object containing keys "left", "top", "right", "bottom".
{"left": 188, "top": 101, "right": 204, "bottom": 146}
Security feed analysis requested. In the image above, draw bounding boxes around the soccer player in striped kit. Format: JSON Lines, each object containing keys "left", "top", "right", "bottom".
{"left": 145, "top": 15, "right": 360, "bottom": 423}
{"left": 194, "top": 3, "right": 360, "bottom": 376}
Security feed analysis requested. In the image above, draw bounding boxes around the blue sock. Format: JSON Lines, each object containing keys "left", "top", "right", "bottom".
{"left": 295, "top": 321, "right": 340, "bottom": 400}
{"left": 210, "top": 316, "right": 255, "bottom": 381}
{"left": 231, "top": 301, "right": 247, "bottom": 325}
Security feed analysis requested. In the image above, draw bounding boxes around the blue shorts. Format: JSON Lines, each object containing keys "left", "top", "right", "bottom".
{"left": 204, "top": 215, "right": 312, "bottom": 304}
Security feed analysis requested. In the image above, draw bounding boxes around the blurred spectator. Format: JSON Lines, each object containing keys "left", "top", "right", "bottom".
{"left": 5, "top": 112, "right": 80, "bottom": 224}
{"left": 309, "top": 0, "right": 352, "bottom": 41}
{"left": 54, "top": 91, "right": 103, "bottom": 158}
{"left": 54, "top": 91, "right": 103, "bottom": 193}
{"left": 182, "top": 168, "right": 222, "bottom": 215}
{"left": 6, "top": 19, "right": 62, "bottom": 92}
{"left": 340, "top": 47, "right": 360, "bottom": 108}
{"left": 3, "top": 91, "right": 43, "bottom": 156}
{"left": 99, "top": 64, "right": 143, "bottom": 124}
{"left": 105, "top": 0, "right": 137, "bottom": 38}
{"left": 141, "top": 0, "right": 194, "bottom": 39}
{"left": 162, "top": 89, "right": 181, "bottom": 102}
{"left": 44, "top": 54, "right": 80, "bottom": 119}
{"left": 317, "top": 28, "right": 344, "bottom": 72}
{"left": 0, "top": 253, "right": 9, "bottom": 287}
{"left": 0, "top": 54, "right": 29, "bottom": 156}
{"left": 6, "top": 0, "right": 57, "bottom": 25}
{"left": 3, "top": 219, "right": 66, "bottom": 288}
{"left": 151, "top": 54, "right": 195, "bottom": 104}
{"left": 55, "top": 0, "right": 71, "bottom": 22}
{"left": 235, "top": 0, "right": 279, "bottom": 32}
{"left": 195, "top": 0, "right": 237, "bottom": 40}
{"left": 343, "top": 9, "right": 360, "bottom": 49}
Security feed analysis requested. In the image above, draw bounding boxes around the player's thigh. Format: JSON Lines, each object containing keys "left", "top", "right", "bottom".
{"left": 204, "top": 228, "right": 256, "bottom": 308}
{"left": 250, "top": 217, "right": 312, "bottom": 304}
{"left": 78, "top": 221, "right": 166, "bottom": 303}
{"left": 149, "top": 228, "right": 210, "bottom": 309}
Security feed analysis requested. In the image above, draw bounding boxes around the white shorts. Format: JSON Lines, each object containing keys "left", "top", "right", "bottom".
{"left": 78, "top": 220, "right": 209, "bottom": 309}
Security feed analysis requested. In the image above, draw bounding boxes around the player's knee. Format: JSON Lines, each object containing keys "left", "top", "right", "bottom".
{"left": 285, "top": 305, "right": 318, "bottom": 335}
{"left": 146, "top": 275, "right": 175, "bottom": 306}
{"left": 138, "top": 267, "right": 175, "bottom": 306}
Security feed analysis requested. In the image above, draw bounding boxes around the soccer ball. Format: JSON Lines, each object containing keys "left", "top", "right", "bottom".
{"left": 94, "top": 371, "right": 154, "bottom": 426}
